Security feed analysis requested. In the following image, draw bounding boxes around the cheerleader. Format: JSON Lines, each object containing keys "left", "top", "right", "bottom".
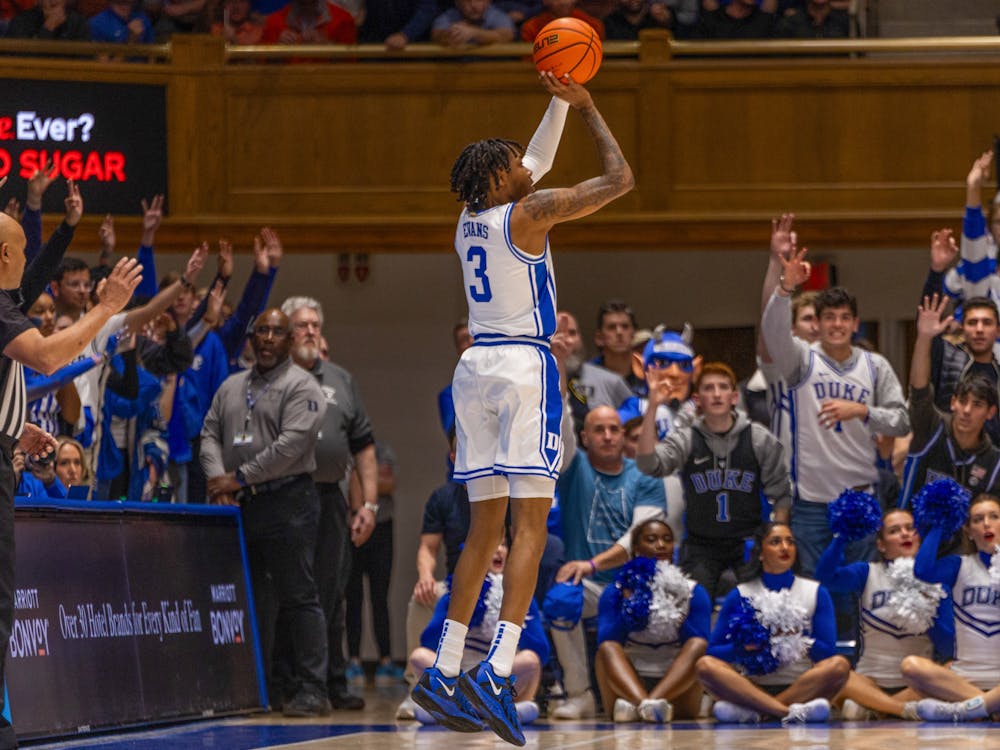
{"left": 696, "top": 522, "right": 850, "bottom": 723}
{"left": 901, "top": 493, "right": 1000, "bottom": 721}
{"left": 815, "top": 509, "right": 952, "bottom": 719}
{"left": 407, "top": 542, "right": 548, "bottom": 727}
{"left": 594, "top": 517, "right": 710, "bottom": 723}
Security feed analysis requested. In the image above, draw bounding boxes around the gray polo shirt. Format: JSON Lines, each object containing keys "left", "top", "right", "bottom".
{"left": 200, "top": 356, "right": 326, "bottom": 486}
{"left": 308, "top": 358, "right": 374, "bottom": 485}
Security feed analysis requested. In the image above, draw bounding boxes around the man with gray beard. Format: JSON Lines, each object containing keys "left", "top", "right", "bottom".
{"left": 281, "top": 295, "right": 377, "bottom": 710}
{"left": 558, "top": 310, "right": 632, "bottom": 437}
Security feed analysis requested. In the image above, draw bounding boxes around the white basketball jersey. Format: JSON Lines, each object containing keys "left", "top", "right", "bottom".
{"left": 455, "top": 204, "right": 556, "bottom": 343}
{"left": 737, "top": 577, "right": 818, "bottom": 686}
{"left": 789, "top": 348, "right": 879, "bottom": 502}
{"left": 856, "top": 563, "right": 934, "bottom": 687}
{"left": 950, "top": 554, "right": 1000, "bottom": 689}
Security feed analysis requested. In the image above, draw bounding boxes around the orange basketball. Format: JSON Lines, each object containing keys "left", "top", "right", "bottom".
{"left": 532, "top": 17, "right": 603, "bottom": 85}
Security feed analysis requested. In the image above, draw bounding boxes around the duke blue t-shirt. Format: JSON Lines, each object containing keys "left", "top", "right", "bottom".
{"left": 557, "top": 454, "right": 666, "bottom": 584}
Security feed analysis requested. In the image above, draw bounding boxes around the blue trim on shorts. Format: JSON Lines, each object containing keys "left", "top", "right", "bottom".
{"left": 472, "top": 334, "right": 551, "bottom": 348}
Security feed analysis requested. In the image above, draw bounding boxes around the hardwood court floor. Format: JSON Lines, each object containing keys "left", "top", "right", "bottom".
{"left": 23, "top": 684, "right": 1000, "bottom": 750}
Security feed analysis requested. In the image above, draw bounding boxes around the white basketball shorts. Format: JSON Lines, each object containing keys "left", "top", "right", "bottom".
{"left": 452, "top": 342, "right": 563, "bottom": 486}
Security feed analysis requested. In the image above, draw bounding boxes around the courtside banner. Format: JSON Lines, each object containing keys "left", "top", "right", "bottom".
{"left": 6, "top": 501, "right": 265, "bottom": 740}
{"left": 0, "top": 79, "right": 166, "bottom": 215}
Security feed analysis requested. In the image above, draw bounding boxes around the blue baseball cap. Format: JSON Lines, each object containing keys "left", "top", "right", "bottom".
{"left": 642, "top": 331, "right": 694, "bottom": 370}
{"left": 617, "top": 399, "right": 642, "bottom": 427}
{"left": 542, "top": 582, "right": 584, "bottom": 631}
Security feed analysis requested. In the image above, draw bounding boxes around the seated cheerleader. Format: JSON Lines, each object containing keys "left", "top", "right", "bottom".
{"left": 594, "top": 517, "right": 710, "bottom": 723}
{"left": 407, "top": 541, "right": 548, "bottom": 727}
{"left": 815, "top": 508, "right": 952, "bottom": 720}
{"left": 695, "top": 522, "right": 850, "bottom": 724}
{"left": 901, "top": 493, "right": 1000, "bottom": 721}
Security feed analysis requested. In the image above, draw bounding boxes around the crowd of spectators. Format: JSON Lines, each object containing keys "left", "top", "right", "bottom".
{"left": 0, "top": 0, "right": 862, "bottom": 47}
{"left": 390, "top": 145, "right": 1000, "bottom": 725}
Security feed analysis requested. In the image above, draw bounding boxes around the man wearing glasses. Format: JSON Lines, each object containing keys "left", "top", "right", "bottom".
{"left": 50, "top": 257, "right": 92, "bottom": 320}
{"left": 201, "top": 308, "right": 331, "bottom": 717}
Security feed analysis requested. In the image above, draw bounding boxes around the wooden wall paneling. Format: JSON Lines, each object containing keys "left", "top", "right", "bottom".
{"left": 10, "top": 40, "right": 1000, "bottom": 253}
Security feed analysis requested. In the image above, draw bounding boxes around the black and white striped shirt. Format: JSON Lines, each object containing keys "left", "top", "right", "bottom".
{"left": 0, "top": 289, "right": 36, "bottom": 440}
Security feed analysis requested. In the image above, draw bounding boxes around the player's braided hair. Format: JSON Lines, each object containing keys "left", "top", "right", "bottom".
{"left": 450, "top": 138, "right": 523, "bottom": 212}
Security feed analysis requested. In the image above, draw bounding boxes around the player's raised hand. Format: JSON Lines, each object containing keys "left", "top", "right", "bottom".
{"left": 202, "top": 279, "right": 226, "bottom": 328}
{"left": 96, "top": 257, "right": 143, "bottom": 313}
{"left": 778, "top": 244, "right": 811, "bottom": 290}
{"left": 770, "top": 213, "right": 796, "bottom": 263}
{"left": 916, "top": 294, "right": 953, "bottom": 340}
{"left": 260, "top": 227, "right": 283, "bottom": 268}
{"left": 968, "top": 149, "right": 993, "bottom": 189}
{"left": 63, "top": 179, "right": 83, "bottom": 227}
{"left": 929, "top": 228, "right": 958, "bottom": 272}
{"left": 217, "top": 239, "right": 234, "bottom": 279}
{"left": 26, "top": 155, "right": 58, "bottom": 210}
{"left": 140, "top": 194, "right": 164, "bottom": 244}
{"left": 185, "top": 241, "right": 208, "bottom": 284}
{"left": 252, "top": 233, "right": 269, "bottom": 274}
{"left": 540, "top": 70, "right": 593, "bottom": 109}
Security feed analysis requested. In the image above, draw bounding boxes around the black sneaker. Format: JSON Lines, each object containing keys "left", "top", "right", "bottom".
{"left": 329, "top": 687, "right": 365, "bottom": 710}
{"left": 282, "top": 691, "right": 333, "bottom": 717}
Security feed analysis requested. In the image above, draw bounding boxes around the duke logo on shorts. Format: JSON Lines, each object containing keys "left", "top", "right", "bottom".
{"left": 452, "top": 202, "right": 562, "bottom": 481}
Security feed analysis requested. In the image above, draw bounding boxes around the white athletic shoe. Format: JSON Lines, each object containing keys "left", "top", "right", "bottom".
{"left": 637, "top": 698, "right": 673, "bottom": 723}
{"left": 840, "top": 698, "right": 875, "bottom": 721}
{"left": 395, "top": 695, "right": 417, "bottom": 721}
{"left": 516, "top": 701, "right": 540, "bottom": 725}
{"left": 917, "top": 696, "right": 987, "bottom": 722}
{"left": 552, "top": 690, "right": 597, "bottom": 720}
{"left": 712, "top": 700, "right": 761, "bottom": 724}
{"left": 901, "top": 701, "right": 921, "bottom": 721}
{"left": 782, "top": 698, "right": 831, "bottom": 725}
{"left": 613, "top": 698, "right": 639, "bottom": 722}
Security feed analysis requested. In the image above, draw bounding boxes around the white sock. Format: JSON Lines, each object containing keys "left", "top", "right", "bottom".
{"left": 962, "top": 696, "right": 989, "bottom": 719}
{"left": 432, "top": 619, "right": 468, "bottom": 678}
{"left": 486, "top": 620, "right": 522, "bottom": 677}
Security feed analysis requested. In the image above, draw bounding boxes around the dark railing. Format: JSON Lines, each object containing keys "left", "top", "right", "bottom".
{"left": 2, "top": 31, "right": 1000, "bottom": 64}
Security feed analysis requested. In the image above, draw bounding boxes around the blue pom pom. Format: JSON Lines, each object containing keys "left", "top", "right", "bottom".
{"left": 724, "top": 597, "right": 778, "bottom": 676}
{"left": 611, "top": 557, "right": 657, "bottom": 632}
{"left": 911, "top": 478, "right": 971, "bottom": 537}
{"left": 827, "top": 489, "right": 882, "bottom": 542}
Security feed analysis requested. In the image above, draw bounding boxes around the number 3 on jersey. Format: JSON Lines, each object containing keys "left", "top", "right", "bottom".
{"left": 466, "top": 246, "right": 492, "bottom": 302}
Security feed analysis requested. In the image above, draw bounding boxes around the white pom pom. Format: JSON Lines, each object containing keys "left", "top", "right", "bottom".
{"left": 643, "top": 561, "right": 693, "bottom": 642}
{"left": 883, "top": 557, "right": 946, "bottom": 634}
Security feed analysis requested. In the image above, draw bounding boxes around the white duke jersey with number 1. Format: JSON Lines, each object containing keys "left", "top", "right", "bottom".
{"left": 789, "top": 348, "right": 879, "bottom": 502}
{"left": 455, "top": 203, "right": 557, "bottom": 343}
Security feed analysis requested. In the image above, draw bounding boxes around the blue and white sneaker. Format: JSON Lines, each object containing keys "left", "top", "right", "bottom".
{"left": 411, "top": 667, "right": 482, "bottom": 732}
{"left": 459, "top": 661, "right": 525, "bottom": 747}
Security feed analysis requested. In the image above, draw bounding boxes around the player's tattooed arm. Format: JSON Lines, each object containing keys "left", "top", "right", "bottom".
{"left": 520, "top": 104, "right": 633, "bottom": 224}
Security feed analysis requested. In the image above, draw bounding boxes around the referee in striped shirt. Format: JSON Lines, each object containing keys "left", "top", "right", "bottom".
{"left": 0, "top": 212, "right": 142, "bottom": 749}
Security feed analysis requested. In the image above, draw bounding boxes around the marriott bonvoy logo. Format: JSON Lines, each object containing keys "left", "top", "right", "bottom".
{"left": 10, "top": 588, "right": 49, "bottom": 658}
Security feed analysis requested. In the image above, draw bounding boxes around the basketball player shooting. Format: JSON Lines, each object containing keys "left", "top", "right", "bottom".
{"left": 410, "top": 73, "right": 634, "bottom": 745}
